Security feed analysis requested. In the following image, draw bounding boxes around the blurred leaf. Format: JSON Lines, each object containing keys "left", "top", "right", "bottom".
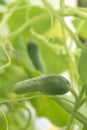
{"left": 0, "top": 112, "right": 7, "bottom": 130}
{"left": 8, "top": 0, "right": 27, "bottom": 32}
{"left": 73, "top": 18, "right": 87, "bottom": 39}
{"left": 0, "top": 13, "right": 3, "bottom": 21}
{"left": 7, "top": 102, "right": 36, "bottom": 130}
{"left": 0, "top": 45, "right": 8, "bottom": 67}
{"left": 38, "top": 40, "right": 69, "bottom": 74}
{"left": 78, "top": 0, "right": 87, "bottom": 7}
{"left": 30, "top": 96, "right": 69, "bottom": 127}
{"left": 8, "top": 5, "right": 51, "bottom": 33}
{"left": 82, "top": 126, "right": 87, "bottom": 130}
{"left": 0, "top": 0, "right": 5, "bottom": 5}
{"left": 0, "top": 65, "right": 28, "bottom": 97}
{"left": 28, "top": 6, "right": 51, "bottom": 34}
{"left": 45, "top": 20, "right": 68, "bottom": 39}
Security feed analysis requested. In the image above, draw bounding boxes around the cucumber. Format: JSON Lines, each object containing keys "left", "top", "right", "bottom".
{"left": 27, "top": 41, "right": 46, "bottom": 73}
{"left": 13, "top": 74, "right": 70, "bottom": 95}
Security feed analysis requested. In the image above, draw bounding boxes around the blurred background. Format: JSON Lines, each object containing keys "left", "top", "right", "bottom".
{"left": 0, "top": 0, "right": 87, "bottom": 130}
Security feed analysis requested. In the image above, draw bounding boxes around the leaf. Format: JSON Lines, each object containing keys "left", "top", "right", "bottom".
{"left": 82, "top": 126, "right": 87, "bottom": 130}
{"left": 8, "top": 5, "right": 51, "bottom": 33}
{"left": 0, "top": 0, "right": 5, "bottom": 5}
{"left": 38, "top": 40, "right": 69, "bottom": 74}
{"left": 73, "top": 18, "right": 87, "bottom": 39}
{"left": 7, "top": 102, "right": 36, "bottom": 130}
{"left": 30, "top": 96, "right": 69, "bottom": 126}
{"left": 0, "top": 65, "right": 28, "bottom": 97}
{"left": 0, "top": 12, "right": 3, "bottom": 21}
{"left": 0, "top": 45, "right": 8, "bottom": 67}
{"left": 28, "top": 6, "right": 51, "bottom": 34}
{"left": 45, "top": 20, "right": 68, "bottom": 39}
{"left": 0, "top": 112, "right": 7, "bottom": 130}
{"left": 8, "top": 0, "right": 27, "bottom": 32}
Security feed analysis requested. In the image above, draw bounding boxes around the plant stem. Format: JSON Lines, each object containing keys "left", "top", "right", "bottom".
{"left": 58, "top": 17, "right": 79, "bottom": 85}
{"left": 59, "top": 19, "right": 84, "bottom": 49}
{"left": 69, "top": 87, "right": 78, "bottom": 99}
{"left": 0, "top": 2, "right": 20, "bottom": 33}
{"left": 60, "top": 0, "right": 65, "bottom": 7}
{"left": 65, "top": 86, "right": 85, "bottom": 129}
{"left": 65, "top": 102, "right": 79, "bottom": 130}
{"left": 52, "top": 97, "right": 87, "bottom": 126}
{"left": 41, "top": 1, "right": 87, "bottom": 127}
{"left": 7, "top": 13, "right": 49, "bottom": 39}
{"left": 56, "top": 7, "right": 87, "bottom": 20}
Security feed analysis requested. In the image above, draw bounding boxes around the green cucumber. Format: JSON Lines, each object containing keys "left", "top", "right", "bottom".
{"left": 13, "top": 74, "right": 70, "bottom": 95}
{"left": 27, "top": 41, "right": 46, "bottom": 73}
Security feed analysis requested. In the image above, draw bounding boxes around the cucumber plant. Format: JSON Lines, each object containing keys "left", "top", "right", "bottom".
{"left": 1, "top": 0, "right": 87, "bottom": 130}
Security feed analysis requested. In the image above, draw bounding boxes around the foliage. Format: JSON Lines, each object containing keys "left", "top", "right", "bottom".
{"left": 0, "top": 0, "right": 87, "bottom": 130}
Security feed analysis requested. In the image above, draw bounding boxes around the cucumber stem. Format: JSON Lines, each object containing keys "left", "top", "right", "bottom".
{"left": 69, "top": 87, "right": 78, "bottom": 99}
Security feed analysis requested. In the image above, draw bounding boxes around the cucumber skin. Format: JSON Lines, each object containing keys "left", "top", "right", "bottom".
{"left": 14, "top": 75, "right": 70, "bottom": 95}
{"left": 27, "top": 41, "right": 45, "bottom": 73}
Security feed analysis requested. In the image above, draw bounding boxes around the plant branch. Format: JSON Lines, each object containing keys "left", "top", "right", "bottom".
{"left": 7, "top": 13, "right": 49, "bottom": 39}
{"left": 52, "top": 97, "right": 87, "bottom": 126}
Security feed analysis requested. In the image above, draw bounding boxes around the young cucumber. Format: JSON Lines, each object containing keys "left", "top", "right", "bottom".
{"left": 13, "top": 74, "right": 70, "bottom": 95}
{"left": 27, "top": 41, "right": 46, "bottom": 73}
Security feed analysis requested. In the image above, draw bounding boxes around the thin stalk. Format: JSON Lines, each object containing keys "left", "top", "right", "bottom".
{"left": 66, "top": 105, "right": 78, "bottom": 130}
{"left": 56, "top": 7, "right": 87, "bottom": 20}
{"left": 76, "top": 7, "right": 87, "bottom": 12}
{"left": 0, "top": 95, "right": 87, "bottom": 126}
{"left": 58, "top": 17, "right": 79, "bottom": 87}
{"left": 22, "top": 104, "right": 32, "bottom": 130}
{"left": 42, "top": 0, "right": 85, "bottom": 49}
{"left": 65, "top": 87, "right": 85, "bottom": 130}
{"left": 69, "top": 87, "right": 78, "bottom": 99}
{"left": 7, "top": 13, "right": 49, "bottom": 39}
{"left": 52, "top": 97, "right": 87, "bottom": 126}
{"left": 81, "top": 97, "right": 87, "bottom": 106}
{"left": 0, "top": 2, "right": 20, "bottom": 32}
{"left": 59, "top": 19, "right": 84, "bottom": 49}
{"left": 0, "top": 43, "right": 11, "bottom": 70}
{"left": 41, "top": 2, "right": 87, "bottom": 128}
{"left": 60, "top": 0, "right": 65, "bottom": 7}
{"left": 79, "top": 86, "right": 87, "bottom": 106}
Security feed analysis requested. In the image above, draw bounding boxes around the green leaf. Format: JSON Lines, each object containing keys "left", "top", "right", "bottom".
{"left": 0, "top": 46, "right": 8, "bottom": 67}
{"left": 28, "top": 6, "right": 51, "bottom": 34}
{"left": 0, "top": 0, "right": 5, "bottom": 5}
{"left": 30, "top": 96, "right": 69, "bottom": 126}
{"left": 0, "top": 112, "right": 7, "bottom": 130}
{"left": 38, "top": 40, "right": 69, "bottom": 74}
{"left": 8, "top": 5, "right": 50, "bottom": 33}
{"left": 0, "top": 12, "right": 3, "bottom": 21}
{"left": 0, "top": 65, "right": 28, "bottom": 97}
{"left": 78, "top": 0, "right": 87, "bottom": 7}
{"left": 8, "top": 0, "right": 27, "bottom": 32}
{"left": 82, "top": 126, "right": 87, "bottom": 130}
{"left": 73, "top": 18, "right": 87, "bottom": 39}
